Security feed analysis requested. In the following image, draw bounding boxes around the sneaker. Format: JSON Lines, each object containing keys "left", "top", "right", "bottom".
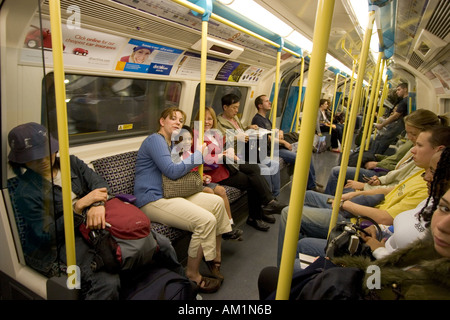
{"left": 222, "top": 228, "right": 243, "bottom": 241}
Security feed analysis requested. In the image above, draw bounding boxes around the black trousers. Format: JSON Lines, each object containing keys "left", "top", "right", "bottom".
{"left": 220, "top": 163, "right": 273, "bottom": 220}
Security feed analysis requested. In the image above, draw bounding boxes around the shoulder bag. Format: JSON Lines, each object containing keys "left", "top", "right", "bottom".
{"left": 325, "top": 216, "right": 382, "bottom": 260}
{"left": 157, "top": 132, "right": 203, "bottom": 199}
{"left": 162, "top": 171, "right": 203, "bottom": 198}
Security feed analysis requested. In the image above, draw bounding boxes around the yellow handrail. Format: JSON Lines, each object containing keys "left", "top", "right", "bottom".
{"left": 328, "top": 10, "right": 375, "bottom": 236}
{"left": 48, "top": 0, "right": 77, "bottom": 283}
{"left": 276, "top": 0, "right": 336, "bottom": 300}
{"left": 171, "top": 0, "right": 301, "bottom": 58}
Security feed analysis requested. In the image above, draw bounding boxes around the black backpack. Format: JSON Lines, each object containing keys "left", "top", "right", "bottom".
{"left": 120, "top": 266, "right": 198, "bottom": 300}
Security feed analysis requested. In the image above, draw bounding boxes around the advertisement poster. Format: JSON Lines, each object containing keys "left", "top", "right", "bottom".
{"left": 116, "top": 38, "right": 183, "bottom": 75}
{"left": 430, "top": 64, "right": 450, "bottom": 94}
{"left": 216, "top": 61, "right": 250, "bottom": 82}
{"left": 20, "top": 17, "right": 127, "bottom": 70}
{"left": 239, "top": 66, "right": 264, "bottom": 83}
{"left": 172, "top": 51, "right": 226, "bottom": 80}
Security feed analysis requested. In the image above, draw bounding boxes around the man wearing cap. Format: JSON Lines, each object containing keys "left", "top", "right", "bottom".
{"left": 8, "top": 122, "right": 120, "bottom": 299}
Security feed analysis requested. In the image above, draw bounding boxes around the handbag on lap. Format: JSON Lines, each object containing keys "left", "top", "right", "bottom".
{"left": 161, "top": 171, "right": 203, "bottom": 198}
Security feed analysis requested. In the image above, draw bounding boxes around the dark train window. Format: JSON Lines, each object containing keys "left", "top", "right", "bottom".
{"left": 191, "top": 84, "right": 249, "bottom": 122}
{"left": 43, "top": 73, "right": 181, "bottom": 145}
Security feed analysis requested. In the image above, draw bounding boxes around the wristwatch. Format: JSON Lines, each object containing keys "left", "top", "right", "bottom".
{"left": 90, "top": 201, "right": 105, "bottom": 207}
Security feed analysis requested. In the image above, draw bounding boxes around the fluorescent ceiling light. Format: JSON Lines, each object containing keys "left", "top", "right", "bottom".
{"left": 349, "top": 0, "right": 380, "bottom": 60}
{"left": 221, "top": 0, "right": 293, "bottom": 37}
{"left": 326, "top": 54, "right": 354, "bottom": 77}
{"left": 286, "top": 31, "right": 313, "bottom": 54}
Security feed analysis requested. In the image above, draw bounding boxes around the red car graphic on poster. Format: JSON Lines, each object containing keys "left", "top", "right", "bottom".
{"left": 73, "top": 47, "right": 88, "bottom": 56}
{"left": 24, "top": 26, "right": 65, "bottom": 50}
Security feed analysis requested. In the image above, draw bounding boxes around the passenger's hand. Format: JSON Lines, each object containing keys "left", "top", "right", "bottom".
{"left": 73, "top": 187, "right": 108, "bottom": 214}
{"left": 283, "top": 141, "right": 293, "bottom": 151}
{"left": 341, "top": 191, "right": 358, "bottom": 201}
{"left": 344, "top": 180, "right": 364, "bottom": 190}
{"left": 364, "top": 161, "right": 378, "bottom": 169}
{"left": 367, "top": 176, "right": 380, "bottom": 186}
{"left": 236, "top": 132, "right": 249, "bottom": 142}
{"left": 86, "top": 205, "right": 106, "bottom": 229}
{"left": 360, "top": 231, "right": 386, "bottom": 251}
{"left": 363, "top": 225, "right": 377, "bottom": 238}
{"left": 248, "top": 124, "right": 259, "bottom": 130}
{"left": 224, "top": 148, "right": 240, "bottom": 162}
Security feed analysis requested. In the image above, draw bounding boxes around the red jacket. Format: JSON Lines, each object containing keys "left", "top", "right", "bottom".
{"left": 194, "top": 130, "right": 230, "bottom": 183}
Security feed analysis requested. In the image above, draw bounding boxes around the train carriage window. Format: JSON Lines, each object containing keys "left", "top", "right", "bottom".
{"left": 43, "top": 73, "right": 181, "bottom": 145}
{"left": 191, "top": 84, "right": 248, "bottom": 122}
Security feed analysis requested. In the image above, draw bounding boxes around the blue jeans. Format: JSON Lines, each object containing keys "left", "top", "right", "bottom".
{"left": 324, "top": 165, "right": 381, "bottom": 195}
{"left": 278, "top": 148, "right": 317, "bottom": 189}
{"left": 297, "top": 237, "right": 328, "bottom": 258}
{"left": 277, "top": 191, "right": 350, "bottom": 266}
{"left": 259, "top": 159, "right": 281, "bottom": 197}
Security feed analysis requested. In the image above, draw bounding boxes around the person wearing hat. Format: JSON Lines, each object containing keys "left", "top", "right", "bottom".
{"left": 8, "top": 122, "right": 121, "bottom": 299}
{"left": 120, "top": 46, "right": 152, "bottom": 64}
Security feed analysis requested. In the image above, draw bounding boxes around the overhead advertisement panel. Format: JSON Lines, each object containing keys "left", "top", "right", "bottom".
{"left": 20, "top": 17, "right": 128, "bottom": 69}
{"left": 116, "top": 39, "right": 183, "bottom": 75}
{"left": 20, "top": 17, "right": 265, "bottom": 83}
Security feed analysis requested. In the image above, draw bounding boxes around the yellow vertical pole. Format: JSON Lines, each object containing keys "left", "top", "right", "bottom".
{"left": 197, "top": 19, "right": 208, "bottom": 178}
{"left": 376, "top": 75, "right": 389, "bottom": 126}
{"left": 353, "top": 53, "right": 382, "bottom": 181}
{"left": 328, "top": 10, "right": 375, "bottom": 236}
{"left": 48, "top": 0, "right": 77, "bottom": 276}
{"left": 341, "top": 61, "right": 357, "bottom": 150}
{"left": 365, "top": 58, "right": 385, "bottom": 147}
{"left": 364, "top": 55, "right": 384, "bottom": 151}
{"left": 409, "top": 96, "right": 412, "bottom": 114}
{"left": 270, "top": 49, "right": 282, "bottom": 159}
{"left": 340, "top": 75, "right": 348, "bottom": 112}
{"left": 276, "top": 0, "right": 335, "bottom": 300}
{"left": 329, "top": 73, "right": 340, "bottom": 134}
{"left": 291, "top": 57, "right": 305, "bottom": 132}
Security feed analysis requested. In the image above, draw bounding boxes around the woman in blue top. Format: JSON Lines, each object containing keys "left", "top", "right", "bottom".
{"left": 134, "top": 107, "right": 231, "bottom": 293}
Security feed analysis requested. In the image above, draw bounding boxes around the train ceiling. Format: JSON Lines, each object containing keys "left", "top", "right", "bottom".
{"left": 259, "top": 0, "right": 450, "bottom": 86}
{"left": 39, "top": 0, "right": 448, "bottom": 87}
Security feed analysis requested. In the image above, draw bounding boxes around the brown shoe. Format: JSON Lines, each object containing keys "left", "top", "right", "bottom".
{"left": 206, "top": 260, "right": 224, "bottom": 283}
{"left": 196, "top": 276, "right": 221, "bottom": 293}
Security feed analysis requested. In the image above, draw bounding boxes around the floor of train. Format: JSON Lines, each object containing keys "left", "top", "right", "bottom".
{"left": 200, "top": 150, "right": 341, "bottom": 300}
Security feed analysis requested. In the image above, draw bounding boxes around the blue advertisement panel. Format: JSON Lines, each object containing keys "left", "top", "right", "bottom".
{"left": 116, "top": 39, "right": 183, "bottom": 75}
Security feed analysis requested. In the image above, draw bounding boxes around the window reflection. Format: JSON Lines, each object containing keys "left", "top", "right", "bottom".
{"left": 44, "top": 73, "right": 181, "bottom": 145}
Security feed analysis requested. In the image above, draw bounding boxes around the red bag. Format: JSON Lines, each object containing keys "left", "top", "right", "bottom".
{"left": 80, "top": 198, "right": 158, "bottom": 272}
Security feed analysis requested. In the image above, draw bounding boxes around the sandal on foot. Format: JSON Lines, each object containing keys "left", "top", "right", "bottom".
{"left": 206, "top": 260, "right": 224, "bottom": 282}
{"left": 197, "top": 276, "right": 221, "bottom": 294}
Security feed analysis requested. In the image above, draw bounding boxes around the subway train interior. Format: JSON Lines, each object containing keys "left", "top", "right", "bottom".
{"left": 1, "top": 0, "right": 449, "bottom": 302}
